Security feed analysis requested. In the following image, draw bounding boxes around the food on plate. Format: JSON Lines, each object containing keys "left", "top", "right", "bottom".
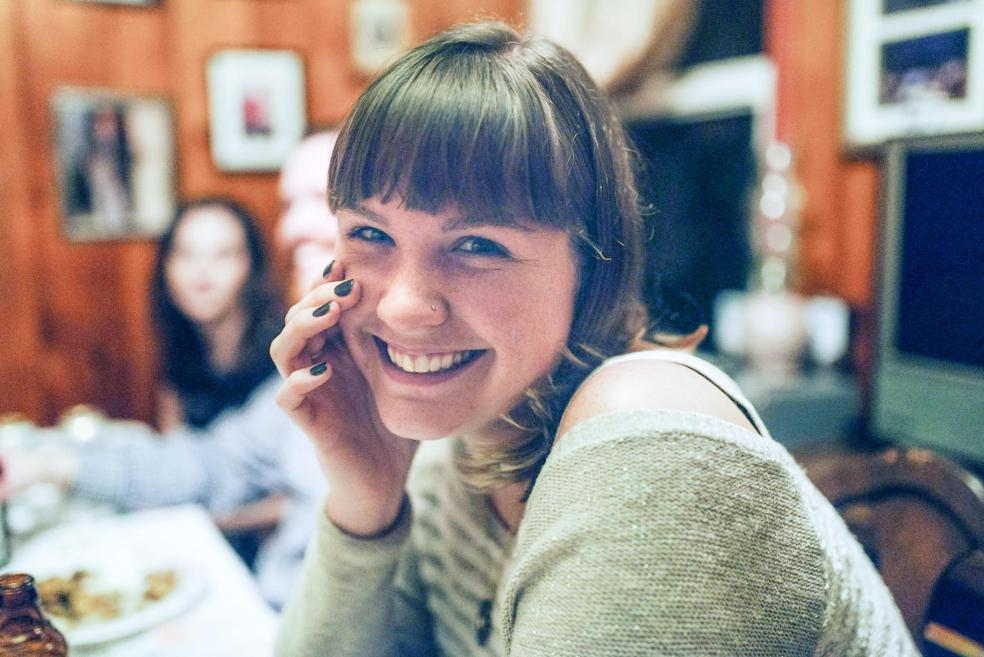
{"left": 36, "top": 568, "right": 179, "bottom": 625}
{"left": 37, "top": 571, "right": 120, "bottom": 623}
{"left": 143, "top": 569, "right": 178, "bottom": 603}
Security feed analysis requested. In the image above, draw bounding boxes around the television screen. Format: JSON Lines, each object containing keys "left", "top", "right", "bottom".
{"left": 872, "top": 134, "right": 984, "bottom": 464}
{"left": 896, "top": 148, "right": 984, "bottom": 369}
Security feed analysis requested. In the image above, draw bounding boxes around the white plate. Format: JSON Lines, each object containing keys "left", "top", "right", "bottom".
{"left": 47, "top": 566, "right": 206, "bottom": 647}
{"left": 3, "top": 519, "right": 208, "bottom": 647}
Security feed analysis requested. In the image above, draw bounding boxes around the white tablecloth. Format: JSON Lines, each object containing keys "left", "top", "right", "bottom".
{"left": 4, "top": 505, "right": 278, "bottom": 657}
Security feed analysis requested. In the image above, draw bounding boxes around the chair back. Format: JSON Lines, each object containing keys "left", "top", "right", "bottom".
{"left": 798, "top": 446, "right": 984, "bottom": 650}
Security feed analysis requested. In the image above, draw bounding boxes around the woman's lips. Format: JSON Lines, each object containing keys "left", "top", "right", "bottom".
{"left": 373, "top": 337, "right": 485, "bottom": 379}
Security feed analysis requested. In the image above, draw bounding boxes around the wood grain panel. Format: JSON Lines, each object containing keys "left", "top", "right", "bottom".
{"left": 767, "top": 0, "right": 882, "bottom": 384}
{"left": 18, "top": 0, "right": 170, "bottom": 424}
{"left": 2, "top": 0, "right": 523, "bottom": 427}
{"left": 768, "top": 0, "right": 881, "bottom": 306}
{"left": 0, "top": 1, "right": 43, "bottom": 422}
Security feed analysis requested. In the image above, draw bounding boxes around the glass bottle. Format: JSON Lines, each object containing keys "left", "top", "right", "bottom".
{"left": 0, "top": 573, "right": 68, "bottom": 656}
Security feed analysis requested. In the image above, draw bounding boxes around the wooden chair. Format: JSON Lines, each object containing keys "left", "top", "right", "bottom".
{"left": 795, "top": 446, "right": 984, "bottom": 650}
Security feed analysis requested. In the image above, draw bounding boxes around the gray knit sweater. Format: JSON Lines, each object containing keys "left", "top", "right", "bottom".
{"left": 276, "top": 353, "right": 920, "bottom": 656}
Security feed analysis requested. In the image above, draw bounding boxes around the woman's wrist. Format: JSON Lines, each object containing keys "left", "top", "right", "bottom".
{"left": 324, "top": 490, "right": 408, "bottom": 539}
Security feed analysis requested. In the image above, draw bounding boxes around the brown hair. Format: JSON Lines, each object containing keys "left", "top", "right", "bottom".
{"left": 328, "top": 22, "right": 648, "bottom": 494}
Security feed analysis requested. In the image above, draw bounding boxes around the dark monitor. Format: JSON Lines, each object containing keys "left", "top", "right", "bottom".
{"left": 872, "top": 133, "right": 984, "bottom": 464}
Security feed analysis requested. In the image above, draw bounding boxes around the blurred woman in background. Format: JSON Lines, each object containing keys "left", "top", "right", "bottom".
{"left": 150, "top": 198, "right": 287, "bottom": 566}
{"left": 151, "top": 198, "right": 284, "bottom": 431}
{"left": 0, "top": 159, "right": 336, "bottom": 609}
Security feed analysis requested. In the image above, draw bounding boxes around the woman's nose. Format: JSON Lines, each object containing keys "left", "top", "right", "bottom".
{"left": 375, "top": 263, "right": 447, "bottom": 331}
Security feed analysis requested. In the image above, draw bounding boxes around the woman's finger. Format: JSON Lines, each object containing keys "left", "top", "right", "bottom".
{"left": 276, "top": 360, "right": 334, "bottom": 412}
{"left": 271, "top": 279, "right": 360, "bottom": 376}
{"left": 305, "top": 330, "right": 329, "bottom": 363}
{"left": 271, "top": 303, "right": 338, "bottom": 376}
{"left": 286, "top": 262, "right": 346, "bottom": 324}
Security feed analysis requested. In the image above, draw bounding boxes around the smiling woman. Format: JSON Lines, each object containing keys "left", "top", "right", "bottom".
{"left": 269, "top": 21, "right": 920, "bottom": 657}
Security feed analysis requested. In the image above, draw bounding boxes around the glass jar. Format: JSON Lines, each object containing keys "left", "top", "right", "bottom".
{"left": 0, "top": 573, "right": 68, "bottom": 656}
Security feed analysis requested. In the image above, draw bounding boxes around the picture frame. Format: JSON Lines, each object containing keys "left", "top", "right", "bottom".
{"left": 52, "top": 88, "right": 177, "bottom": 242}
{"left": 206, "top": 49, "right": 306, "bottom": 172}
{"left": 350, "top": 0, "right": 411, "bottom": 75}
{"left": 843, "top": 0, "right": 984, "bottom": 152}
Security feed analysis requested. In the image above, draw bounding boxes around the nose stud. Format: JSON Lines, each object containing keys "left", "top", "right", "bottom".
{"left": 430, "top": 304, "right": 438, "bottom": 312}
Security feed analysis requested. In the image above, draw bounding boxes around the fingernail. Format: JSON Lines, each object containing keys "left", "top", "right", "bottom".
{"left": 312, "top": 301, "right": 332, "bottom": 318}
{"left": 310, "top": 361, "right": 328, "bottom": 376}
{"left": 335, "top": 279, "right": 354, "bottom": 297}
{"left": 322, "top": 260, "right": 335, "bottom": 278}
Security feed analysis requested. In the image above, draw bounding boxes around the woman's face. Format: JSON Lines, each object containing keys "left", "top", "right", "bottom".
{"left": 337, "top": 196, "right": 578, "bottom": 441}
{"left": 165, "top": 206, "right": 251, "bottom": 327}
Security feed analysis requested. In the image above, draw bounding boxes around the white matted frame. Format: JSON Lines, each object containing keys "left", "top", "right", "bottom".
{"left": 844, "top": 0, "right": 984, "bottom": 152}
{"left": 207, "top": 49, "right": 306, "bottom": 172}
{"left": 52, "top": 87, "right": 176, "bottom": 241}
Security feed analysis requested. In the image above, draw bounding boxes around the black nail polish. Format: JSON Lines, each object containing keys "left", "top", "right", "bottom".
{"left": 322, "top": 260, "right": 335, "bottom": 278}
{"left": 335, "top": 279, "right": 354, "bottom": 297}
{"left": 312, "top": 301, "right": 332, "bottom": 318}
{"left": 310, "top": 361, "right": 328, "bottom": 376}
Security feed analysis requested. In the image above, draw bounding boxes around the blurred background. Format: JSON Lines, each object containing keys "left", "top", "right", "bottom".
{"left": 1, "top": 3, "right": 982, "bottom": 653}
{"left": 1, "top": 0, "right": 982, "bottom": 461}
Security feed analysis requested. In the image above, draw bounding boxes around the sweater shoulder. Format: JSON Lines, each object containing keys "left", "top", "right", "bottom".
{"left": 502, "top": 409, "right": 829, "bottom": 655}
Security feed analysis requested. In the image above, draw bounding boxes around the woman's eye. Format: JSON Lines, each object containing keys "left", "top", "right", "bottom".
{"left": 346, "top": 226, "right": 392, "bottom": 244}
{"left": 455, "top": 236, "right": 511, "bottom": 258}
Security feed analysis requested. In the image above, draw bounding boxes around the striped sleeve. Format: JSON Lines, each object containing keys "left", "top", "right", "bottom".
{"left": 72, "top": 378, "right": 286, "bottom": 514}
{"left": 274, "top": 500, "right": 439, "bottom": 657}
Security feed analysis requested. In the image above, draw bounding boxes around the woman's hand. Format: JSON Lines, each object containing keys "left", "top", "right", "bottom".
{"left": 0, "top": 444, "right": 78, "bottom": 501}
{"left": 270, "top": 263, "right": 418, "bottom": 537}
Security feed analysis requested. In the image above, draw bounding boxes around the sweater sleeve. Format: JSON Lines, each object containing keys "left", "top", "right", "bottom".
{"left": 500, "top": 410, "right": 828, "bottom": 657}
{"left": 72, "top": 378, "right": 287, "bottom": 514}
{"left": 275, "top": 499, "right": 439, "bottom": 657}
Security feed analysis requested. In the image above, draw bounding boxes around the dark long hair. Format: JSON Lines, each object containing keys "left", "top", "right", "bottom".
{"left": 150, "top": 197, "right": 284, "bottom": 428}
{"left": 328, "top": 22, "right": 649, "bottom": 491}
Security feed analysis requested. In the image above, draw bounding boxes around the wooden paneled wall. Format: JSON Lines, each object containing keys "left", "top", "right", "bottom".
{"left": 766, "top": 0, "right": 882, "bottom": 383}
{"left": 0, "top": 0, "right": 523, "bottom": 426}
{"left": 1, "top": 0, "right": 880, "bottom": 426}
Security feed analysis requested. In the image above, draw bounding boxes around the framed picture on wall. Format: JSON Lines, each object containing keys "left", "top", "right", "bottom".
{"left": 52, "top": 88, "right": 176, "bottom": 241}
{"left": 207, "top": 49, "right": 306, "bottom": 172}
{"left": 844, "top": 0, "right": 984, "bottom": 152}
{"left": 350, "top": 0, "right": 411, "bottom": 75}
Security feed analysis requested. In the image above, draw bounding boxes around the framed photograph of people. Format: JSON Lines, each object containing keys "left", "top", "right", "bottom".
{"left": 52, "top": 88, "right": 176, "bottom": 241}
{"left": 206, "top": 49, "right": 306, "bottom": 172}
{"left": 844, "top": 0, "right": 984, "bottom": 152}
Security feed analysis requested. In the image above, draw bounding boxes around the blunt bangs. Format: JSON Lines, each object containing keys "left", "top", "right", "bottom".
{"left": 329, "top": 35, "right": 594, "bottom": 230}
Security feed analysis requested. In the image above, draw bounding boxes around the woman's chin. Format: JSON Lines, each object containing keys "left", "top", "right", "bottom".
{"left": 377, "top": 410, "right": 466, "bottom": 441}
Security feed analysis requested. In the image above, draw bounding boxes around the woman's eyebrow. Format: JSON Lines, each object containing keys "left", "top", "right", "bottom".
{"left": 346, "top": 203, "right": 534, "bottom": 232}
{"left": 345, "top": 204, "right": 389, "bottom": 225}
{"left": 441, "top": 215, "right": 534, "bottom": 232}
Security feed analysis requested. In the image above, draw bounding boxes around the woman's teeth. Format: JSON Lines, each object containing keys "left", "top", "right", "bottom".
{"left": 386, "top": 345, "right": 478, "bottom": 374}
